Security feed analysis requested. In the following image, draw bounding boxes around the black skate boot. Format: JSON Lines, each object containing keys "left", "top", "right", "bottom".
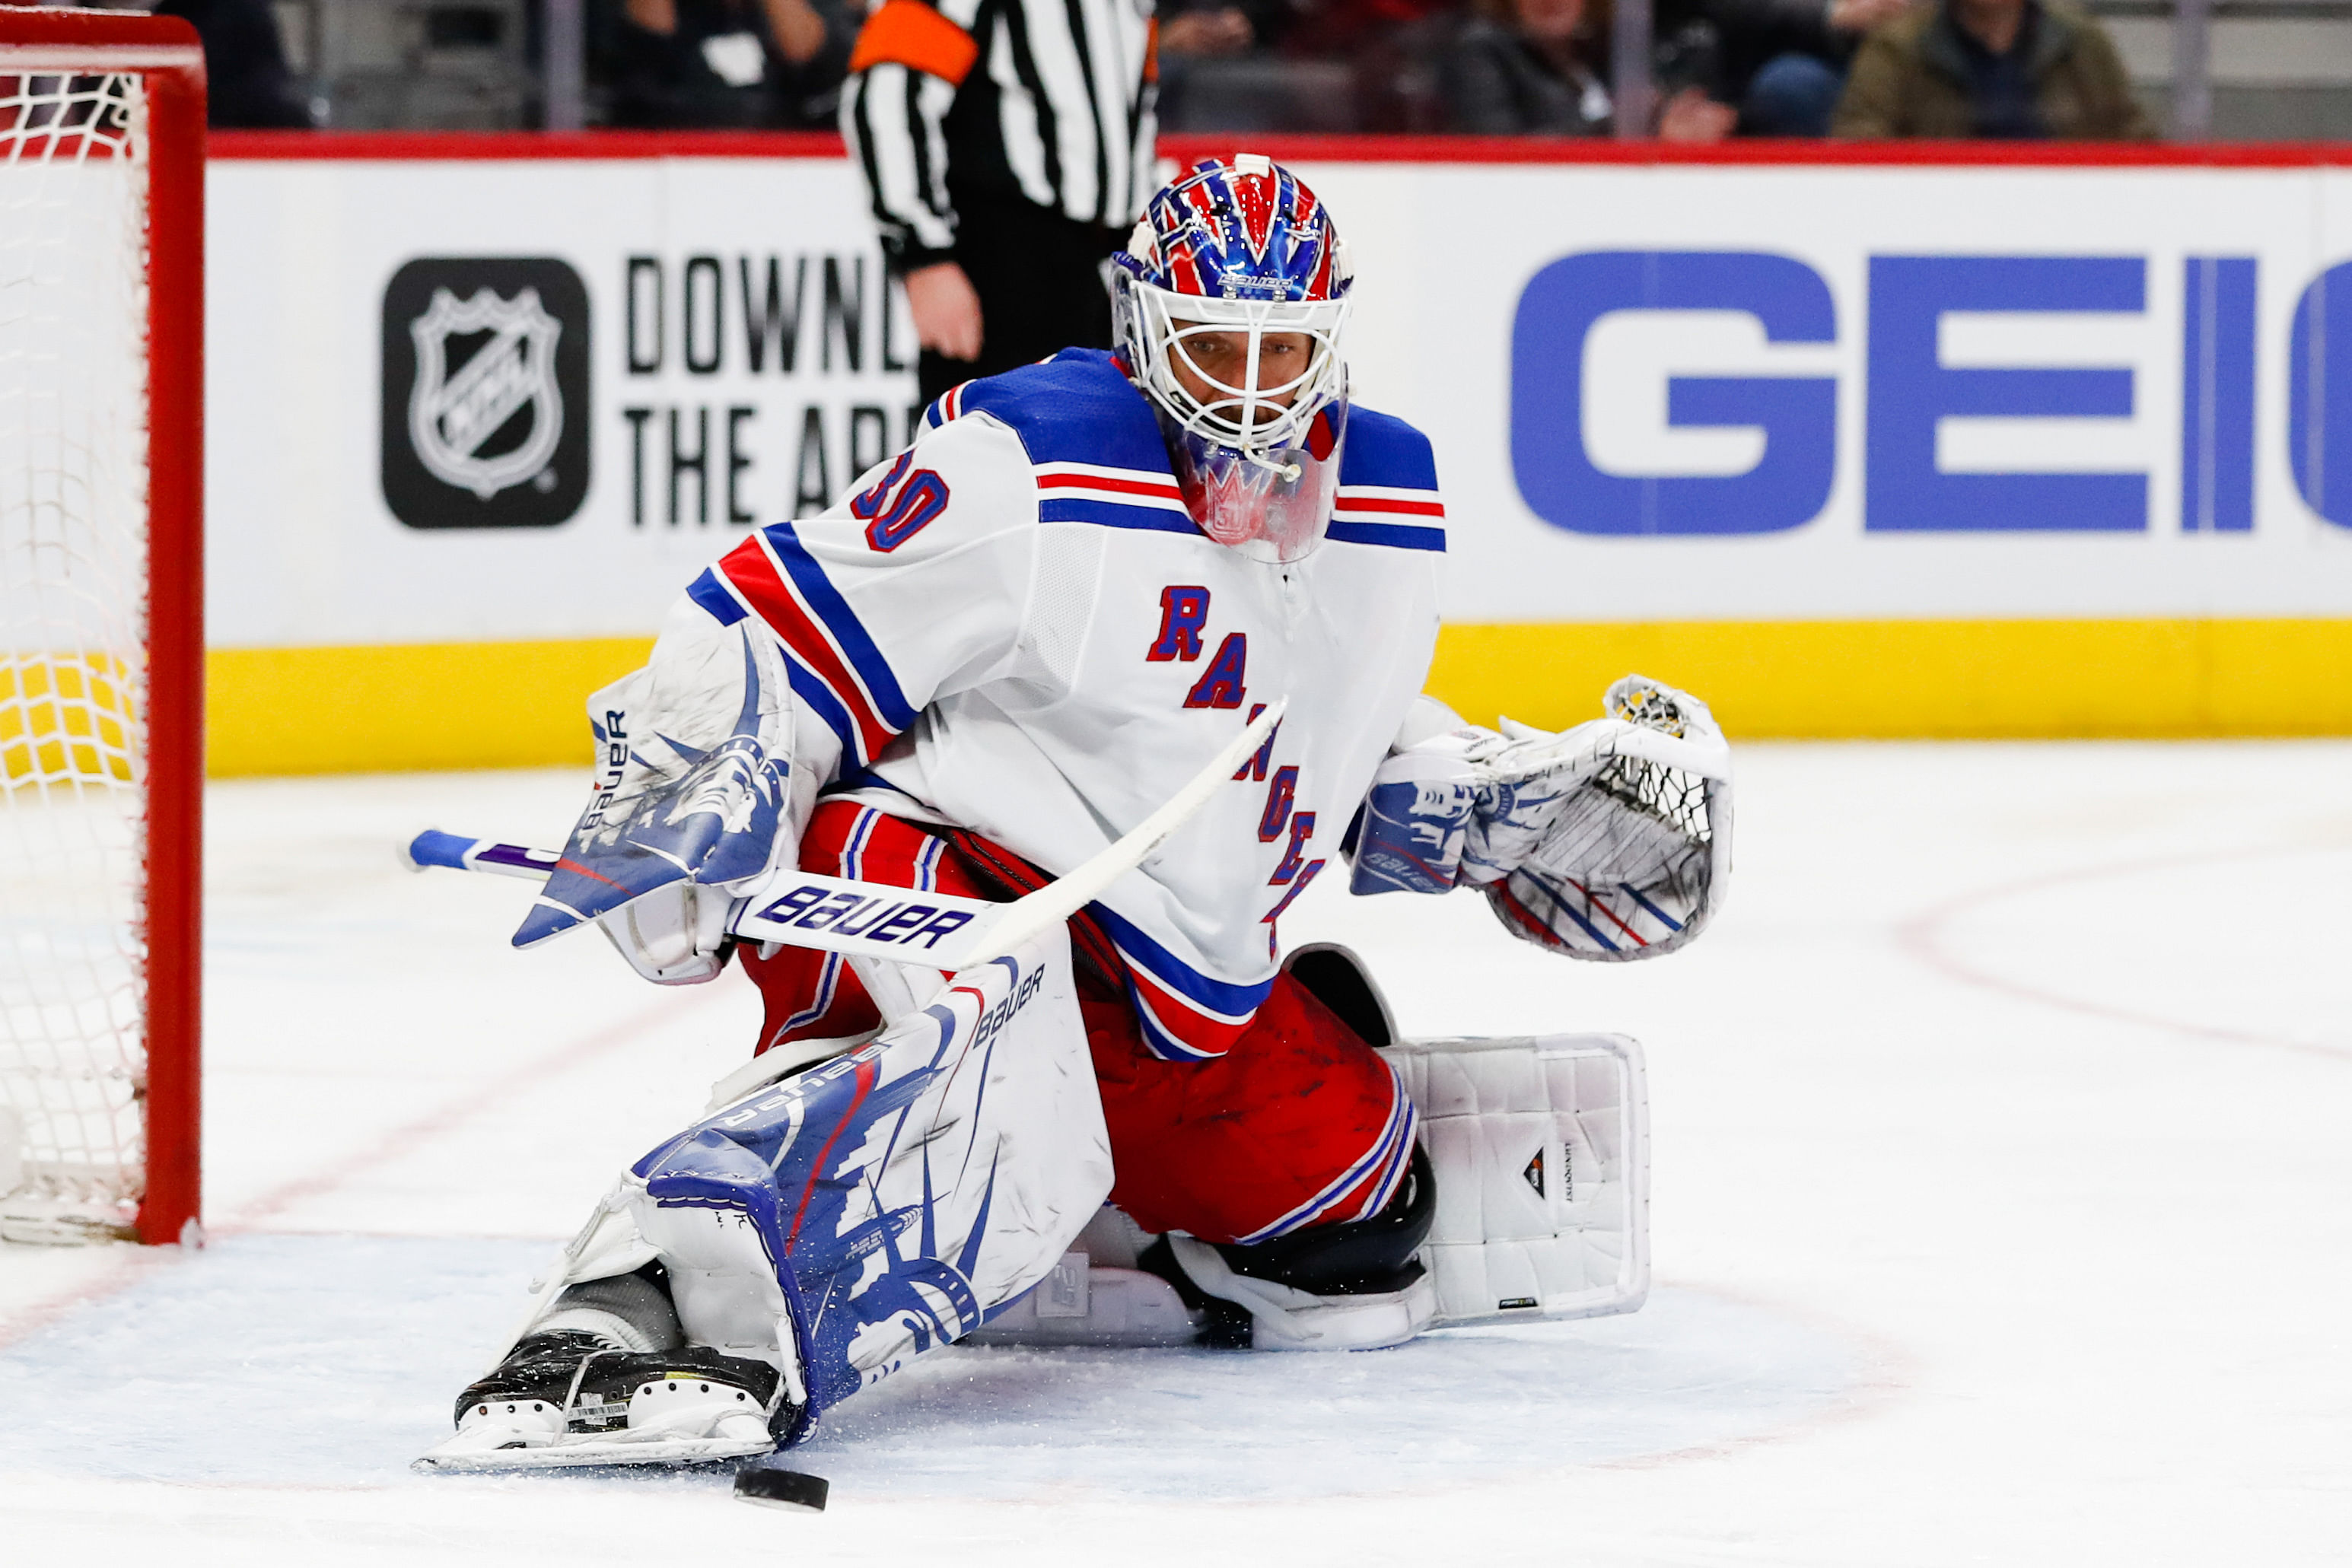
{"left": 571, "top": 1345, "right": 785, "bottom": 1441}
{"left": 420, "top": 1267, "right": 800, "bottom": 1471}
{"left": 448, "top": 1328, "right": 630, "bottom": 1444}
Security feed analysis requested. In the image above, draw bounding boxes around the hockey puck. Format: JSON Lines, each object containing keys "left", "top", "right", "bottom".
{"left": 734, "top": 1465, "right": 829, "bottom": 1512}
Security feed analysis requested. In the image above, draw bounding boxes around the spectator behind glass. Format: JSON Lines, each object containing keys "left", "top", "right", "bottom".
{"left": 1443, "top": 0, "right": 1612, "bottom": 135}
{"left": 1702, "top": 0, "right": 1913, "bottom": 135}
{"left": 1159, "top": 0, "right": 1296, "bottom": 59}
{"left": 1281, "top": 0, "right": 1469, "bottom": 130}
{"left": 1633, "top": 0, "right": 1916, "bottom": 138}
{"left": 610, "top": 0, "right": 854, "bottom": 129}
{"left": 1441, "top": 0, "right": 1736, "bottom": 138}
{"left": 153, "top": 0, "right": 312, "bottom": 127}
{"left": 1832, "top": 0, "right": 2153, "bottom": 137}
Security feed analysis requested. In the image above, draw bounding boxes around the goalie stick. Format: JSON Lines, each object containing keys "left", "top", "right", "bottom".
{"left": 402, "top": 699, "right": 1287, "bottom": 975}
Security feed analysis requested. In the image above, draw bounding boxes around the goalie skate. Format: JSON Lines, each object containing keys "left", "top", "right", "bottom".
{"left": 415, "top": 1337, "right": 783, "bottom": 1473}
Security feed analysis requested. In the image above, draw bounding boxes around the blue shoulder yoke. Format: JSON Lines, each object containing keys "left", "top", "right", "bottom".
{"left": 939, "top": 350, "right": 1173, "bottom": 474}
{"left": 939, "top": 350, "right": 1438, "bottom": 491}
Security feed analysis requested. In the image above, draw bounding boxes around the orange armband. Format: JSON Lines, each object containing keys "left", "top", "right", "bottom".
{"left": 849, "top": 0, "right": 980, "bottom": 87}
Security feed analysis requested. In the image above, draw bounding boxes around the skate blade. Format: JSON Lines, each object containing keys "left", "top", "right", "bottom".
{"left": 413, "top": 1430, "right": 775, "bottom": 1473}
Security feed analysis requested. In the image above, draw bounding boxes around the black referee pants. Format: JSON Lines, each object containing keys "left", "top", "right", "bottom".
{"left": 917, "top": 196, "right": 1125, "bottom": 406}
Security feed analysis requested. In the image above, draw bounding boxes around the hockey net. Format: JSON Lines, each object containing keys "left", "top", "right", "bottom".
{"left": 0, "top": 12, "right": 204, "bottom": 1245}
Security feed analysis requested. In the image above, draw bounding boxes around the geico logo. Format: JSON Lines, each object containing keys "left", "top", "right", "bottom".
{"left": 756, "top": 883, "right": 976, "bottom": 949}
{"left": 1510, "top": 250, "right": 2352, "bottom": 536}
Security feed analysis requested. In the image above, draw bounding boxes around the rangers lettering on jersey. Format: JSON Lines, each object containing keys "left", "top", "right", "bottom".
{"left": 1147, "top": 587, "right": 1211, "bottom": 660}
{"left": 1183, "top": 634, "right": 1249, "bottom": 709}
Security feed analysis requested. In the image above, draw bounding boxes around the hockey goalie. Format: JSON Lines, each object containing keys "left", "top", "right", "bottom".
{"left": 414, "top": 155, "right": 1733, "bottom": 1473}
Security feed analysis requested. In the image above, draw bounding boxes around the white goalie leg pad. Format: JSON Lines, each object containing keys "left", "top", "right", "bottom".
{"left": 1381, "top": 1034, "right": 1650, "bottom": 1328}
{"left": 458, "top": 929, "right": 1106, "bottom": 1467}
{"left": 964, "top": 1207, "right": 1205, "bottom": 1348}
{"left": 965, "top": 1249, "right": 1208, "bottom": 1349}
{"left": 628, "top": 1191, "right": 807, "bottom": 1411}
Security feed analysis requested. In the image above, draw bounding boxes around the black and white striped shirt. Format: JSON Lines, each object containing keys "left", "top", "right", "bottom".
{"left": 842, "top": 0, "right": 1159, "bottom": 270}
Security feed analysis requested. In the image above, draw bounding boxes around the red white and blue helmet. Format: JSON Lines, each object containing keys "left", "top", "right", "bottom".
{"left": 1112, "top": 154, "right": 1354, "bottom": 478}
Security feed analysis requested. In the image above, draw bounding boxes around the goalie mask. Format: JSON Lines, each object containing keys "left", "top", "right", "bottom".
{"left": 1112, "top": 154, "right": 1354, "bottom": 563}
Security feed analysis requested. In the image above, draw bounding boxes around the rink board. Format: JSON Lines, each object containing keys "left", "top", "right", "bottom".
{"left": 204, "top": 614, "right": 2352, "bottom": 774}
{"left": 195, "top": 138, "right": 2352, "bottom": 767}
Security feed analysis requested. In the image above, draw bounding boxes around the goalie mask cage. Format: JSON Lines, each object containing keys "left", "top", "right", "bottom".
{"left": 0, "top": 8, "right": 203, "bottom": 1245}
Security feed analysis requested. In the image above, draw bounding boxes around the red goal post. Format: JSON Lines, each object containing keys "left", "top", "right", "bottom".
{"left": 0, "top": 6, "right": 203, "bottom": 1245}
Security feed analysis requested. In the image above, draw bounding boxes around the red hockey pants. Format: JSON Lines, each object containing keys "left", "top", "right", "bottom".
{"left": 738, "top": 800, "right": 1407, "bottom": 1245}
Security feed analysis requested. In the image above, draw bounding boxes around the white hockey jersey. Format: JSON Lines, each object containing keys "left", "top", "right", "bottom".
{"left": 658, "top": 349, "right": 1444, "bottom": 1062}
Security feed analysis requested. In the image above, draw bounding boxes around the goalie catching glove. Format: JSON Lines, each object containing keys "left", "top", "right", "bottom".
{"left": 1346, "top": 675, "right": 1733, "bottom": 959}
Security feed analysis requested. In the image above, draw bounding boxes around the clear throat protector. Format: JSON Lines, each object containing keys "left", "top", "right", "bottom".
{"left": 1160, "top": 394, "right": 1348, "bottom": 565}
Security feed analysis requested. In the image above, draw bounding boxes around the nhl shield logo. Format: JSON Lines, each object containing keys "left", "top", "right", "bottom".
{"left": 408, "top": 285, "right": 564, "bottom": 500}
{"left": 382, "top": 257, "right": 590, "bottom": 529}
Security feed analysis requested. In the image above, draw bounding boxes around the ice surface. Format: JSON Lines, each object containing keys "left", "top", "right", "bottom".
{"left": 2, "top": 745, "right": 2348, "bottom": 1565}
{"left": 0, "top": 1234, "right": 1855, "bottom": 1496}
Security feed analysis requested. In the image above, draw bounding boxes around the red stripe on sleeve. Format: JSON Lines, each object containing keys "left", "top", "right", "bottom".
{"left": 718, "top": 534, "right": 896, "bottom": 762}
{"left": 1334, "top": 494, "right": 1446, "bottom": 516}
{"left": 1038, "top": 471, "right": 1184, "bottom": 499}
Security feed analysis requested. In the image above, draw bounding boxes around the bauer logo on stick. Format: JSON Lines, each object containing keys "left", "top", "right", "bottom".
{"left": 752, "top": 881, "right": 979, "bottom": 951}
{"left": 381, "top": 257, "right": 591, "bottom": 529}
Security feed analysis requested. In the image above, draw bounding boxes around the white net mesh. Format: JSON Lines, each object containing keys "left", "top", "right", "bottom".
{"left": 0, "top": 68, "right": 153, "bottom": 1243}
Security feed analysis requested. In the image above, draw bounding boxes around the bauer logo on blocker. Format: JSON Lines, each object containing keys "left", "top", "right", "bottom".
{"left": 381, "top": 257, "right": 590, "bottom": 528}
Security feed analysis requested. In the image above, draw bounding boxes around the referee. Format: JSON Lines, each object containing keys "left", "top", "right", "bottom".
{"left": 842, "top": 0, "right": 1159, "bottom": 405}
